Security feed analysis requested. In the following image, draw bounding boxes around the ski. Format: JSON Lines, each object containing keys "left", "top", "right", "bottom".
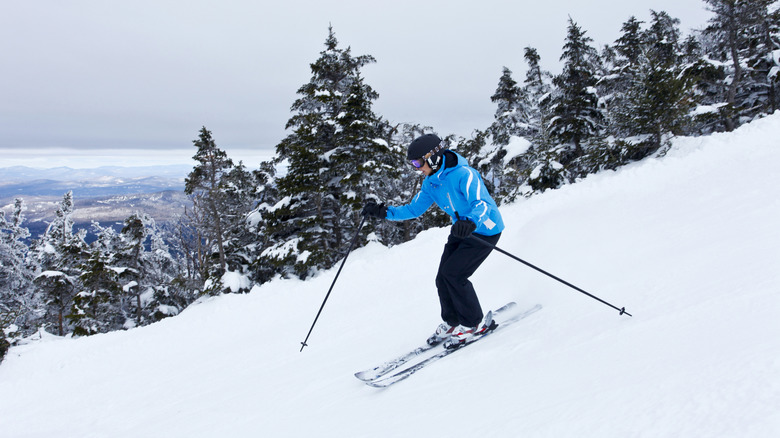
{"left": 365, "top": 304, "right": 542, "bottom": 388}
{"left": 354, "top": 302, "right": 519, "bottom": 382}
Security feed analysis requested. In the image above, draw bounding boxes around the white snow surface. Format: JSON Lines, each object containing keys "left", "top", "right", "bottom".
{"left": 2, "top": 114, "right": 780, "bottom": 437}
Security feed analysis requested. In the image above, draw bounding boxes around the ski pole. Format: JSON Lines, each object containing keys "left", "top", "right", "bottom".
{"left": 300, "top": 216, "right": 367, "bottom": 352}
{"left": 469, "top": 235, "right": 632, "bottom": 317}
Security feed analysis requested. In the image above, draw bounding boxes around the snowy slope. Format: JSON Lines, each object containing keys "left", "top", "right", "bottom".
{"left": 2, "top": 115, "right": 780, "bottom": 438}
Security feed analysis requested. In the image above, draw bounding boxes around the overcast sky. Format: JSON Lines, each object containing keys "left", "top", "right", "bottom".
{"left": 1, "top": 0, "right": 713, "bottom": 168}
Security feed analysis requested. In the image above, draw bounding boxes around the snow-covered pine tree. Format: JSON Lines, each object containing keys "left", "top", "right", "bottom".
{"left": 137, "top": 215, "right": 190, "bottom": 321}
{"left": 72, "top": 238, "right": 122, "bottom": 336}
{"left": 117, "top": 215, "right": 147, "bottom": 325}
{"left": 146, "top": 228, "right": 191, "bottom": 322}
{"left": 114, "top": 214, "right": 189, "bottom": 325}
{"left": 247, "top": 160, "right": 280, "bottom": 284}
{"left": 185, "top": 126, "right": 248, "bottom": 293}
{"left": 0, "top": 199, "right": 39, "bottom": 339}
{"left": 522, "top": 47, "right": 554, "bottom": 144}
{"left": 263, "top": 26, "right": 392, "bottom": 278}
{"left": 326, "top": 71, "right": 397, "bottom": 251}
{"left": 764, "top": 1, "right": 780, "bottom": 112}
{"left": 471, "top": 66, "right": 532, "bottom": 202}
{"left": 615, "top": 16, "right": 645, "bottom": 68}
{"left": 587, "top": 16, "right": 649, "bottom": 171}
{"left": 176, "top": 201, "right": 208, "bottom": 287}
{"left": 602, "top": 16, "right": 645, "bottom": 140}
{"left": 623, "top": 11, "right": 694, "bottom": 157}
{"left": 702, "top": 0, "right": 780, "bottom": 129}
{"left": 734, "top": 0, "right": 779, "bottom": 116}
{"left": 218, "top": 161, "right": 259, "bottom": 288}
{"left": 545, "top": 18, "right": 605, "bottom": 182}
{"left": 489, "top": 67, "right": 533, "bottom": 144}
{"left": 464, "top": 66, "right": 533, "bottom": 202}
{"left": 31, "top": 191, "right": 89, "bottom": 336}
{"left": 0, "top": 329, "right": 8, "bottom": 363}
{"left": 681, "top": 33, "right": 728, "bottom": 135}
{"left": 518, "top": 47, "right": 563, "bottom": 195}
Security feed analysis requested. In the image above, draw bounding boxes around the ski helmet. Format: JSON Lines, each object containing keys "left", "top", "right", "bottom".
{"left": 407, "top": 134, "right": 447, "bottom": 170}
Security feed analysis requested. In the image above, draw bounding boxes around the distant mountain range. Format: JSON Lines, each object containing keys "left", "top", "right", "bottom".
{"left": 0, "top": 165, "right": 193, "bottom": 181}
{"left": 0, "top": 165, "right": 193, "bottom": 240}
{"left": 0, "top": 176, "right": 186, "bottom": 199}
{"left": 0, "top": 164, "right": 189, "bottom": 199}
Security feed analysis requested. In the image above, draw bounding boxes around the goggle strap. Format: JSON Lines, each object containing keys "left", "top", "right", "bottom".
{"left": 421, "top": 141, "right": 446, "bottom": 163}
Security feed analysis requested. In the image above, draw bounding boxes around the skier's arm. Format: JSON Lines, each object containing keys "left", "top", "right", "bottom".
{"left": 386, "top": 191, "right": 434, "bottom": 221}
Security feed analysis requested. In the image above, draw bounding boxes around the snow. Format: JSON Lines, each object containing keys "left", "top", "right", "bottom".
{"left": 261, "top": 236, "right": 302, "bottom": 261}
{"left": 478, "top": 135, "right": 532, "bottom": 168}
{"left": 266, "top": 196, "right": 292, "bottom": 213}
{"left": 296, "top": 250, "right": 311, "bottom": 264}
{"left": 109, "top": 266, "right": 131, "bottom": 275}
{"left": 35, "top": 270, "right": 66, "bottom": 278}
{"left": 221, "top": 271, "right": 251, "bottom": 293}
{"left": 503, "top": 135, "right": 532, "bottom": 164}
{"left": 692, "top": 103, "right": 728, "bottom": 115}
{"left": 2, "top": 114, "right": 780, "bottom": 437}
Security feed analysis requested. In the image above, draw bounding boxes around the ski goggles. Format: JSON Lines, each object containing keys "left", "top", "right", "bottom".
{"left": 409, "top": 158, "right": 426, "bottom": 168}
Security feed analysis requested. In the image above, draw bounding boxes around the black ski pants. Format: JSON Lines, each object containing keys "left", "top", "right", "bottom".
{"left": 435, "top": 232, "right": 501, "bottom": 328}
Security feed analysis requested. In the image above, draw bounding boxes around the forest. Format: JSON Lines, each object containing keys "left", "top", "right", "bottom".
{"left": 2, "top": 1, "right": 778, "bottom": 359}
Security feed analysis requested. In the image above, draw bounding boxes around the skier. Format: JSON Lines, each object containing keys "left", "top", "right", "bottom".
{"left": 362, "top": 134, "right": 505, "bottom": 349}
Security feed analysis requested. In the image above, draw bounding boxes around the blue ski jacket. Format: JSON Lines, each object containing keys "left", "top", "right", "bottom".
{"left": 387, "top": 151, "right": 504, "bottom": 236}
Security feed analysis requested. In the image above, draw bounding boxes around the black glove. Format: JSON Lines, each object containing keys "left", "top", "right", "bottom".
{"left": 362, "top": 201, "right": 387, "bottom": 219}
{"left": 451, "top": 219, "right": 476, "bottom": 239}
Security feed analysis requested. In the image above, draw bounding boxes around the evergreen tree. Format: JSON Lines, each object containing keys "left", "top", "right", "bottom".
{"left": 71, "top": 240, "right": 121, "bottom": 336}
{"left": 0, "top": 199, "right": 39, "bottom": 338}
{"left": 631, "top": 11, "right": 694, "bottom": 154}
{"left": 31, "top": 192, "right": 88, "bottom": 335}
{"left": 142, "top": 216, "right": 190, "bottom": 321}
{"left": 682, "top": 33, "right": 728, "bottom": 134}
{"left": 522, "top": 47, "right": 554, "bottom": 143}
{"left": 218, "top": 161, "right": 259, "bottom": 285}
{"left": 247, "top": 161, "right": 280, "bottom": 284}
{"left": 117, "top": 215, "right": 147, "bottom": 325}
{"left": 477, "top": 65, "right": 539, "bottom": 202}
{"left": 615, "top": 16, "right": 646, "bottom": 68}
{"left": 741, "top": 0, "right": 780, "bottom": 115}
{"left": 185, "top": 126, "right": 232, "bottom": 273}
{"left": 328, "top": 72, "right": 397, "bottom": 249}
{"left": 69, "top": 214, "right": 189, "bottom": 334}
{"left": 184, "top": 126, "right": 245, "bottom": 292}
{"left": 488, "top": 67, "right": 532, "bottom": 144}
{"left": 703, "top": 0, "right": 780, "bottom": 128}
{"left": 113, "top": 214, "right": 188, "bottom": 324}
{"left": 264, "top": 26, "right": 393, "bottom": 278}
{"left": 516, "top": 47, "right": 561, "bottom": 194}
{"left": 602, "top": 16, "right": 645, "bottom": 139}
{"left": 0, "top": 329, "right": 9, "bottom": 363}
{"left": 177, "top": 200, "right": 209, "bottom": 286}
{"left": 603, "top": 11, "right": 695, "bottom": 159}
{"left": 547, "top": 18, "right": 605, "bottom": 178}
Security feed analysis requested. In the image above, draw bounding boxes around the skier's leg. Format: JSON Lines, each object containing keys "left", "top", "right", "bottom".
{"left": 435, "top": 237, "right": 460, "bottom": 326}
{"left": 438, "top": 233, "right": 501, "bottom": 327}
